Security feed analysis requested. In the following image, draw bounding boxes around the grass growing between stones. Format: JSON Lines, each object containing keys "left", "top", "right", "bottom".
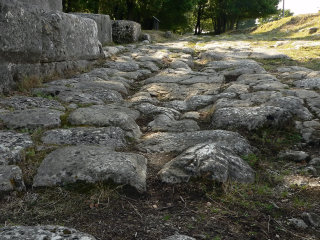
{"left": 18, "top": 76, "right": 43, "bottom": 93}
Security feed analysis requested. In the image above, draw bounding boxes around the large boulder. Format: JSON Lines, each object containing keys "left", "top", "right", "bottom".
{"left": 17, "top": 0, "right": 62, "bottom": 12}
{"left": 73, "top": 13, "right": 113, "bottom": 45}
{"left": 112, "top": 20, "right": 141, "bottom": 44}
{"left": 0, "top": 0, "right": 102, "bottom": 93}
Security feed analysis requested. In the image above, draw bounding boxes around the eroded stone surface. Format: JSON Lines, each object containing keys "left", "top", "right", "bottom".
{"left": 212, "top": 106, "right": 292, "bottom": 131}
{"left": 0, "top": 109, "right": 63, "bottom": 130}
{"left": 0, "top": 225, "right": 96, "bottom": 240}
{"left": 148, "top": 114, "right": 200, "bottom": 132}
{"left": 0, "top": 131, "right": 33, "bottom": 165}
{"left": 163, "top": 235, "right": 196, "bottom": 240}
{"left": 294, "top": 78, "right": 320, "bottom": 90}
{"left": 33, "top": 146, "right": 147, "bottom": 192}
{"left": 138, "top": 130, "right": 253, "bottom": 153}
{"left": 0, "top": 96, "right": 65, "bottom": 111}
{"left": 159, "top": 142, "right": 255, "bottom": 184}
{"left": 68, "top": 104, "right": 141, "bottom": 138}
{"left": 0, "top": 165, "right": 25, "bottom": 192}
{"left": 42, "top": 127, "right": 129, "bottom": 148}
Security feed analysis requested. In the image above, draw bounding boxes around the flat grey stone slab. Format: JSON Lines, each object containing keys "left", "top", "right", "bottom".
{"left": 45, "top": 76, "right": 128, "bottom": 95}
{"left": 68, "top": 105, "right": 141, "bottom": 138}
{"left": 144, "top": 69, "right": 224, "bottom": 85}
{"left": 0, "top": 131, "right": 33, "bottom": 165}
{"left": 240, "top": 91, "right": 283, "bottom": 105}
{"left": 212, "top": 106, "right": 292, "bottom": 131}
{"left": 33, "top": 146, "right": 147, "bottom": 192}
{"left": 134, "top": 103, "right": 180, "bottom": 118}
{"left": 0, "top": 225, "right": 96, "bottom": 240}
{"left": 142, "top": 82, "right": 220, "bottom": 101}
{"left": 159, "top": 142, "right": 255, "bottom": 184}
{"left": 138, "top": 130, "right": 252, "bottom": 154}
{"left": 163, "top": 235, "right": 196, "bottom": 240}
{"left": 42, "top": 127, "right": 128, "bottom": 148}
{"left": 294, "top": 78, "right": 320, "bottom": 90}
{"left": 0, "top": 96, "right": 65, "bottom": 111}
{"left": 205, "top": 59, "right": 264, "bottom": 71}
{"left": 0, "top": 165, "right": 25, "bottom": 192}
{"left": 295, "top": 120, "right": 320, "bottom": 144}
{"left": 148, "top": 114, "right": 200, "bottom": 132}
{"left": 264, "top": 96, "right": 314, "bottom": 121}
{"left": 0, "top": 108, "right": 63, "bottom": 130}
{"left": 104, "top": 61, "right": 140, "bottom": 72}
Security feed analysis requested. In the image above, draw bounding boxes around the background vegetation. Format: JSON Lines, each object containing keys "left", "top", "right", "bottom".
{"left": 62, "top": 0, "right": 281, "bottom": 34}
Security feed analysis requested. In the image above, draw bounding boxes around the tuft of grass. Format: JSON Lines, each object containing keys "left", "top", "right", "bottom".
{"left": 18, "top": 76, "right": 42, "bottom": 92}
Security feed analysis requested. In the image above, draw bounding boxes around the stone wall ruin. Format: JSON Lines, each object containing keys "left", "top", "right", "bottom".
{"left": 0, "top": 0, "right": 145, "bottom": 94}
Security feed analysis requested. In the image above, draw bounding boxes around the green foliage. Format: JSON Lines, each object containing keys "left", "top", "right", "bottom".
{"left": 242, "top": 154, "right": 259, "bottom": 167}
{"left": 62, "top": 0, "right": 279, "bottom": 33}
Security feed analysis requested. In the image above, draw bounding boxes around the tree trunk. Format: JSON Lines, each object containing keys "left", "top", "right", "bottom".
{"left": 194, "top": 4, "right": 204, "bottom": 35}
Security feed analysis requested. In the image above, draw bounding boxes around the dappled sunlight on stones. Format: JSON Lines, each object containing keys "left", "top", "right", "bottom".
{"left": 159, "top": 142, "right": 255, "bottom": 184}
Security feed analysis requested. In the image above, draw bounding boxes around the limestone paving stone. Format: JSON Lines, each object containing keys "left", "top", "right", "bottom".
{"left": 0, "top": 225, "right": 97, "bottom": 240}
{"left": 263, "top": 96, "right": 314, "bottom": 121}
{"left": 0, "top": 96, "right": 65, "bottom": 111}
{"left": 42, "top": 127, "right": 128, "bottom": 148}
{"left": 104, "top": 61, "right": 140, "bottom": 72}
{"left": 129, "top": 92, "right": 160, "bottom": 105}
{"left": 148, "top": 114, "right": 200, "bottom": 132}
{"left": 294, "top": 78, "right": 320, "bottom": 90}
{"left": 0, "top": 131, "right": 33, "bottom": 165}
{"left": 205, "top": 59, "right": 265, "bottom": 71}
{"left": 0, "top": 165, "right": 25, "bottom": 192}
{"left": 278, "top": 150, "right": 310, "bottom": 162}
{"left": 68, "top": 105, "right": 141, "bottom": 138}
{"left": 33, "top": 145, "right": 147, "bottom": 192}
{"left": 144, "top": 69, "right": 224, "bottom": 85}
{"left": 239, "top": 91, "right": 283, "bottom": 105}
{"left": 306, "top": 97, "right": 320, "bottom": 118}
{"left": 212, "top": 106, "right": 292, "bottom": 131}
{"left": 134, "top": 103, "right": 180, "bottom": 118}
{"left": 0, "top": 108, "right": 63, "bottom": 130}
{"left": 45, "top": 76, "right": 129, "bottom": 95}
{"left": 163, "top": 235, "right": 196, "bottom": 240}
{"left": 159, "top": 142, "right": 255, "bottom": 184}
{"left": 142, "top": 82, "right": 221, "bottom": 101}
{"left": 138, "top": 130, "right": 253, "bottom": 154}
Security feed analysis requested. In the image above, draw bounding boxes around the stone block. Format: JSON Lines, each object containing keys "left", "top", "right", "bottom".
{"left": 0, "top": 0, "right": 102, "bottom": 93}
{"left": 17, "top": 0, "right": 62, "bottom": 12}
{"left": 73, "top": 13, "right": 112, "bottom": 45}
{"left": 112, "top": 20, "right": 141, "bottom": 44}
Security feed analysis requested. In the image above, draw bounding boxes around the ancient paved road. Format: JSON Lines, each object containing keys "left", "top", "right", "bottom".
{"left": 0, "top": 37, "right": 320, "bottom": 239}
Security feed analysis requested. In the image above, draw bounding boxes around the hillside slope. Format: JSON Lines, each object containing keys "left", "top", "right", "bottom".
{"left": 253, "top": 13, "right": 320, "bottom": 39}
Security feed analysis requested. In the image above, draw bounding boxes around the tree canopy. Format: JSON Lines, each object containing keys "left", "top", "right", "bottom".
{"left": 62, "top": 0, "right": 280, "bottom": 34}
